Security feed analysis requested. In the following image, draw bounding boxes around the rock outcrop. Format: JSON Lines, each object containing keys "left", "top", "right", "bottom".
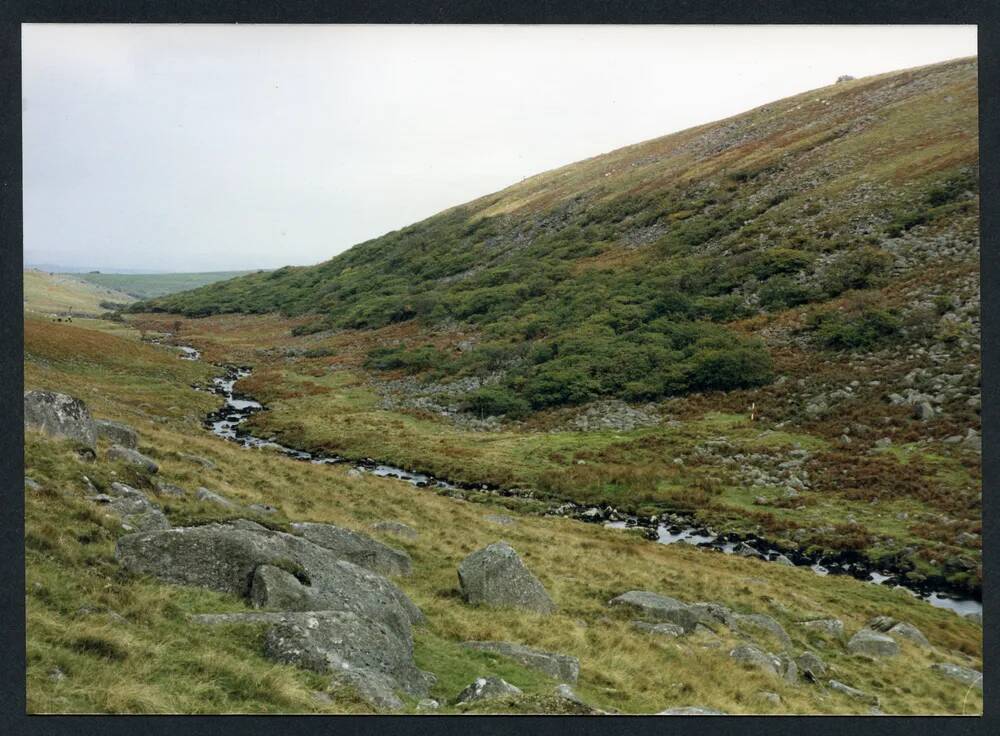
{"left": 115, "top": 522, "right": 423, "bottom": 635}
{"left": 458, "top": 542, "right": 555, "bottom": 614}
{"left": 92, "top": 482, "right": 169, "bottom": 532}
{"left": 461, "top": 641, "right": 579, "bottom": 682}
{"left": 292, "top": 522, "right": 412, "bottom": 576}
{"left": 24, "top": 390, "right": 96, "bottom": 447}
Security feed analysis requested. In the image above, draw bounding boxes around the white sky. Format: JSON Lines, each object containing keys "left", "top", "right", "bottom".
{"left": 22, "top": 24, "right": 977, "bottom": 272}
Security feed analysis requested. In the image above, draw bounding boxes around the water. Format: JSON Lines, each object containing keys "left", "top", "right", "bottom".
{"left": 185, "top": 350, "right": 982, "bottom": 619}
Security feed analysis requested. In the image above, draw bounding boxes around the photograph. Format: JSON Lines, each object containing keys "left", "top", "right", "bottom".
{"left": 19, "top": 23, "right": 982, "bottom": 716}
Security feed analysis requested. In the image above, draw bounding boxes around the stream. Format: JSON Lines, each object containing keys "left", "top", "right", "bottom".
{"left": 177, "top": 348, "right": 981, "bottom": 618}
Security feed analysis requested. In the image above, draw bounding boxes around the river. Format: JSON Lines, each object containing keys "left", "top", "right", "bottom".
{"left": 178, "top": 347, "right": 981, "bottom": 618}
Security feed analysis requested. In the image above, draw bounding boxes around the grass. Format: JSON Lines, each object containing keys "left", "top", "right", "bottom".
{"left": 72, "top": 271, "right": 261, "bottom": 300}
{"left": 24, "top": 318, "right": 982, "bottom": 714}
{"left": 23, "top": 270, "right": 135, "bottom": 317}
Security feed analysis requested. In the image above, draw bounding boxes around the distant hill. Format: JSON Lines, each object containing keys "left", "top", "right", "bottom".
{"left": 73, "top": 270, "right": 261, "bottom": 299}
{"left": 23, "top": 269, "right": 136, "bottom": 317}
{"left": 139, "top": 57, "right": 978, "bottom": 413}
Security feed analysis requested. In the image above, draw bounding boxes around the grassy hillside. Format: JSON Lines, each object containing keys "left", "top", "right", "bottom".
{"left": 24, "top": 269, "right": 136, "bottom": 318}
{"left": 139, "top": 58, "right": 978, "bottom": 414}
{"left": 76, "top": 271, "right": 260, "bottom": 300}
{"left": 24, "top": 315, "right": 983, "bottom": 714}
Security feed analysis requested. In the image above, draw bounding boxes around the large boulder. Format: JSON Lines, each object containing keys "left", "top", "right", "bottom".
{"left": 454, "top": 676, "right": 522, "bottom": 704}
{"left": 106, "top": 445, "right": 159, "bottom": 473}
{"left": 458, "top": 542, "right": 555, "bottom": 614}
{"left": 191, "top": 609, "right": 428, "bottom": 711}
{"left": 292, "top": 522, "right": 412, "bottom": 576}
{"left": 847, "top": 628, "right": 899, "bottom": 658}
{"left": 115, "top": 522, "right": 423, "bottom": 636}
{"left": 930, "top": 663, "right": 982, "bottom": 691}
{"left": 24, "top": 390, "right": 96, "bottom": 447}
{"left": 95, "top": 419, "right": 138, "bottom": 449}
{"left": 799, "top": 618, "right": 845, "bottom": 638}
{"left": 796, "top": 651, "right": 827, "bottom": 681}
{"left": 461, "top": 641, "right": 579, "bottom": 682}
{"left": 264, "top": 610, "right": 430, "bottom": 710}
{"left": 608, "top": 591, "right": 699, "bottom": 632}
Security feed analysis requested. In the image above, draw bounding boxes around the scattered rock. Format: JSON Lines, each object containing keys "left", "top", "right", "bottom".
{"left": 106, "top": 445, "right": 159, "bottom": 473}
{"left": 735, "top": 542, "right": 764, "bottom": 559}
{"left": 292, "top": 522, "right": 412, "bottom": 576}
{"left": 553, "top": 683, "right": 585, "bottom": 706}
{"left": 631, "top": 620, "right": 686, "bottom": 638}
{"left": 867, "top": 615, "right": 897, "bottom": 632}
{"left": 608, "top": 591, "right": 699, "bottom": 632}
{"left": 94, "top": 419, "right": 138, "bottom": 449}
{"left": 116, "top": 522, "right": 423, "bottom": 635}
{"left": 795, "top": 651, "right": 827, "bottom": 681}
{"left": 730, "top": 644, "right": 782, "bottom": 676}
{"left": 731, "top": 613, "right": 792, "bottom": 650}
{"left": 755, "top": 691, "right": 782, "bottom": 707}
{"left": 963, "top": 612, "right": 982, "bottom": 625}
{"left": 25, "top": 477, "right": 41, "bottom": 491}
{"left": 416, "top": 698, "right": 440, "bottom": 711}
{"left": 461, "top": 641, "right": 579, "bottom": 682}
{"left": 913, "top": 402, "right": 935, "bottom": 421}
{"left": 47, "top": 666, "right": 67, "bottom": 682}
{"left": 195, "top": 487, "right": 237, "bottom": 508}
{"left": 929, "top": 663, "right": 982, "bottom": 691}
{"left": 153, "top": 480, "right": 187, "bottom": 497}
{"left": 772, "top": 554, "right": 794, "bottom": 566}
{"left": 262, "top": 610, "right": 430, "bottom": 711}
{"left": 847, "top": 628, "right": 899, "bottom": 658}
{"left": 97, "top": 482, "right": 169, "bottom": 531}
{"left": 372, "top": 521, "right": 419, "bottom": 540}
{"left": 799, "top": 618, "right": 845, "bottom": 638}
{"left": 828, "top": 680, "right": 879, "bottom": 706}
{"left": 454, "top": 676, "right": 522, "bottom": 704}
{"left": 458, "top": 542, "right": 555, "bottom": 614}
{"left": 657, "top": 706, "right": 727, "bottom": 715}
{"left": 24, "top": 390, "right": 97, "bottom": 447}
{"left": 888, "top": 622, "right": 930, "bottom": 648}
{"left": 346, "top": 468, "right": 363, "bottom": 479}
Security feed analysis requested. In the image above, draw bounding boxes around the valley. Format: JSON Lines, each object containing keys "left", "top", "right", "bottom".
{"left": 23, "top": 56, "right": 982, "bottom": 715}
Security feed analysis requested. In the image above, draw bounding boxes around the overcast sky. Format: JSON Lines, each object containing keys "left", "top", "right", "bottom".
{"left": 22, "top": 24, "right": 977, "bottom": 273}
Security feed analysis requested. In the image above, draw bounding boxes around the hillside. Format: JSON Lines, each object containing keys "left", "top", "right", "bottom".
{"left": 24, "top": 269, "right": 136, "bottom": 317}
{"left": 25, "top": 57, "right": 982, "bottom": 715}
{"left": 75, "top": 270, "right": 260, "bottom": 300}
{"left": 139, "top": 57, "right": 978, "bottom": 413}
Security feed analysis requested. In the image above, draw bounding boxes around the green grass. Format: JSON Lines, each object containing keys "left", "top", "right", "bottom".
{"left": 74, "top": 271, "right": 260, "bottom": 299}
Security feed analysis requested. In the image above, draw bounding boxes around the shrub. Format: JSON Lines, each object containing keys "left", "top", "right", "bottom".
{"left": 808, "top": 308, "right": 901, "bottom": 350}
{"left": 685, "top": 344, "right": 774, "bottom": 391}
{"left": 463, "top": 387, "right": 530, "bottom": 418}
{"left": 821, "top": 246, "right": 893, "bottom": 295}
{"left": 750, "top": 247, "right": 813, "bottom": 279}
{"left": 757, "top": 276, "right": 814, "bottom": 310}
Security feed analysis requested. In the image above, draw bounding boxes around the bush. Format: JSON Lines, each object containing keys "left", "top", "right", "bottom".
{"left": 463, "top": 387, "right": 530, "bottom": 418}
{"left": 750, "top": 247, "right": 813, "bottom": 280}
{"left": 821, "top": 246, "right": 893, "bottom": 295}
{"left": 685, "top": 344, "right": 775, "bottom": 391}
{"left": 808, "top": 308, "right": 901, "bottom": 350}
{"left": 757, "top": 275, "right": 815, "bottom": 310}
